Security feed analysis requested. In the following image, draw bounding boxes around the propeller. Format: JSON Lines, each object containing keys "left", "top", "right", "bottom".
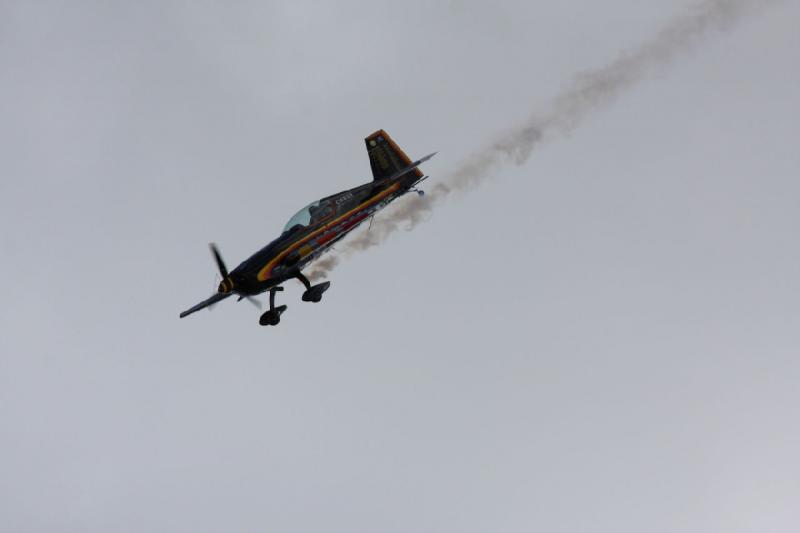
{"left": 179, "top": 242, "right": 239, "bottom": 319}
{"left": 209, "top": 242, "right": 257, "bottom": 309}
{"left": 207, "top": 242, "right": 230, "bottom": 312}
{"left": 210, "top": 242, "right": 228, "bottom": 278}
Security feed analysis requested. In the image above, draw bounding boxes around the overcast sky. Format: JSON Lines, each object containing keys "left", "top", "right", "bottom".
{"left": 1, "top": 1, "right": 799, "bottom": 532}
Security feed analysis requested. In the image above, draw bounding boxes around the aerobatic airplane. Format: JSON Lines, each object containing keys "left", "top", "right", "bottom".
{"left": 180, "top": 130, "right": 435, "bottom": 326}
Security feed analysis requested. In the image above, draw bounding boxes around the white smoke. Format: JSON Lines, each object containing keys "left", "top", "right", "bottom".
{"left": 308, "top": 0, "right": 777, "bottom": 280}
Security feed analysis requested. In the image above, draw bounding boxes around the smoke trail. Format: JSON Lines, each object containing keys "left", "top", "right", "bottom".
{"left": 307, "top": 254, "right": 340, "bottom": 281}
{"left": 308, "top": 0, "right": 775, "bottom": 279}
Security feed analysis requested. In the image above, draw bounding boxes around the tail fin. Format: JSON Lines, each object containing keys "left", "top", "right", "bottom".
{"left": 364, "top": 130, "right": 424, "bottom": 182}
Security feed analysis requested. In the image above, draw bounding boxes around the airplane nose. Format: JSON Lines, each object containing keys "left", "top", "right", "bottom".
{"left": 218, "top": 277, "right": 234, "bottom": 293}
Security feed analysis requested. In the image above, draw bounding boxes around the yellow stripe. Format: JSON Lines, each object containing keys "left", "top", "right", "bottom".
{"left": 257, "top": 184, "right": 400, "bottom": 281}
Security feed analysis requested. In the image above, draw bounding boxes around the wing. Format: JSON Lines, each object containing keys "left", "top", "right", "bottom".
{"left": 179, "top": 292, "right": 231, "bottom": 318}
{"left": 365, "top": 130, "right": 424, "bottom": 182}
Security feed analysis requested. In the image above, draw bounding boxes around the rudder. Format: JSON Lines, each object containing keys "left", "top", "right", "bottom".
{"left": 365, "top": 130, "right": 424, "bottom": 181}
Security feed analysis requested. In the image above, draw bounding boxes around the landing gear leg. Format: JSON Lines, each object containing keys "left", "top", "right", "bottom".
{"left": 258, "top": 287, "right": 287, "bottom": 326}
{"left": 295, "top": 271, "right": 312, "bottom": 291}
{"left": 295, "top": 271, "right": 331, "bottom": 303}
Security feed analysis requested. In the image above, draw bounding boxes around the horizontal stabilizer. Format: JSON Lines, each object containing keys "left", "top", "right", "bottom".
{"left": 385, "top": 152, "right": 437, "bottom": 182}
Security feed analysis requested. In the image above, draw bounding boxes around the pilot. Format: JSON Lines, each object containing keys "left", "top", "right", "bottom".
{"left": 309, "top": 202, "right": 332, "bottom": 224}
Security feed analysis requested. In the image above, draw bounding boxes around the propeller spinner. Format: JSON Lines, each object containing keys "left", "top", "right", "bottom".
{"left": 210, "top": 243, "right": 235, "bottom": 294}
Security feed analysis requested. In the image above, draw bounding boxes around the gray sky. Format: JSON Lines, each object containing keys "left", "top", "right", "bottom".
{"left": 1, "top": 1, "right": 799, "bottom": 532}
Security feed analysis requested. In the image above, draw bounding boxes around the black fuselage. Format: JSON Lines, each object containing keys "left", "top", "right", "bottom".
{"left": 226, "top": 172, "right": 421, "bottom": 296}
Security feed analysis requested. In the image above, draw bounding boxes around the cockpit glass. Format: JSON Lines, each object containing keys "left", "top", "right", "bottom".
{"left": 282, "top": 200, "right": 320, "bottom": 233}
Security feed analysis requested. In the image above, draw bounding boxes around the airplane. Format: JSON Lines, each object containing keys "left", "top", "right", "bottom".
{"left": 179, "top": 129, "right": 436, "bottom": 326}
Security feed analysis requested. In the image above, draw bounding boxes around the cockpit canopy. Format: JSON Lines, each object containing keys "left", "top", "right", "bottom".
{"left": 282, "top": 199, "right": 337, "bottom": 234}
{"left": 282, "top": 200, "right": 320, "bottom": 233}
